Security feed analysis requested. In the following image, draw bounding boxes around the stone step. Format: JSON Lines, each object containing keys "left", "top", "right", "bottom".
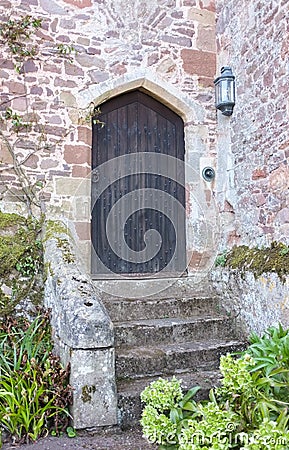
{"left": 116, "top": 339, "right": 244, "bottom": 379}
{"left": 93, "top": 277, "right": 213, "bottom": 301}
{"left": 114, "top": 315, "right": 234, "bottom": 347}
{"left": 117, "top": 370, "right": 222, "bottom": 429}
{"left": 103, "top": 296, "right": 221, "bottom": 322}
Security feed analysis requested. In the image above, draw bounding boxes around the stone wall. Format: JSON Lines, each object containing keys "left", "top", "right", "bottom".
{"left": 0, "top": 0, "right": 218, "bottom": 272}
{"left": 211, "top": 269, "right": 289, "bottom": 338}
{"left": 215, "top": 0, "right": 289, "bottom": 249}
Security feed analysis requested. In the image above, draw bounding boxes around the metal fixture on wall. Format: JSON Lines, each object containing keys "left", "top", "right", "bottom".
{"left": 214, "top": 66, "right": 235, "bottom": 116}
{"left": 202, "top": 167, "right": 215, "bottom": 182}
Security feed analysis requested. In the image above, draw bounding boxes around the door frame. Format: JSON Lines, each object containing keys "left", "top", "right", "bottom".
{"left": 91, "top": 89, "right": 187, "bottom": 278}
{"left": 75, "top": 72, "right": 218, "bottom": 277}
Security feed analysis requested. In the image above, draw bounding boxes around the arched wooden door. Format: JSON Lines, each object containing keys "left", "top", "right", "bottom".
{"left": 91, "top": 90, "right": 186, "bottom": 277}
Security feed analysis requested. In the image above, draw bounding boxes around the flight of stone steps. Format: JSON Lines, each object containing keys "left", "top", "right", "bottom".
{"left": 100, "top": 280, "right": 246, "bottom": 429}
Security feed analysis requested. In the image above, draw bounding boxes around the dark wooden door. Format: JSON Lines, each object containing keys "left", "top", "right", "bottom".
{"left": 91, "top": 90, "right": 186, "bottom": 277}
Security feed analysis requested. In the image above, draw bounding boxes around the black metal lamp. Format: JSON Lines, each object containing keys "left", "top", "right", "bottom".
{"left": 214, "top": 66, "right": 235, "bottom": 116}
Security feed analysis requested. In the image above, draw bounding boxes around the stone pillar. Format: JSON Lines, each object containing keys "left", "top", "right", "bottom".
{"left": 43, "top": 220, "right": 117, "bottom": 429}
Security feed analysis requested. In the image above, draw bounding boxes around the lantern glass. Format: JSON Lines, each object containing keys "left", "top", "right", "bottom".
{"left": 214, "top": 67, "right": 235, "bottom": 116}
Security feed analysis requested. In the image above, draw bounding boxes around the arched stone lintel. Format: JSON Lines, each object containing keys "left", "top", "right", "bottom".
{"left": 76, "top": 70, "right": 206, "bottom": 124}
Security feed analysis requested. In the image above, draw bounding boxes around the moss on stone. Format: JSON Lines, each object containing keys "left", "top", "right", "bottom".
{"left": 0, "top": 211, "right": 25, "bottom": 230}
{"left": 44, "top": 219, "right": 71, "bottom": 241}
{"left": 225, "top": 242, "right": 289, "bottom": 281}
{"left": 0, "top": 235, "right": 27, "bottom": 277}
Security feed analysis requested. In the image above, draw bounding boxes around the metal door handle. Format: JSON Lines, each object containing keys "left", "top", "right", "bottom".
{"left": 92, "top": 169, "right": 99, "bottom": 183}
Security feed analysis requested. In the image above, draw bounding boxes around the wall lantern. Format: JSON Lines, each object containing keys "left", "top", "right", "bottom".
{"left": 214, "top": 66, "right": 235, "bottom": 116}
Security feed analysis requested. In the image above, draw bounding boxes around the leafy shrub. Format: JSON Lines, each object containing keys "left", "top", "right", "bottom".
{"left": 141, "top": 377, "right": 200, "bottom": 448}
{"left": 141, "top": 324, "right": 289, "bottom": 450}
{"left": 0, "top": 312, "right": 72, "bottom": 445}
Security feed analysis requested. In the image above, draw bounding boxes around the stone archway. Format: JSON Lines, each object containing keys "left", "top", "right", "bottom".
{"left": 75, "top": 71, "right": 218, "bottom": 277}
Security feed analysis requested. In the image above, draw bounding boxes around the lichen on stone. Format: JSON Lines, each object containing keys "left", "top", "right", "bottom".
{"left": 44, "top": 220, "right": 75, "bottom": 263}
{"left": 44, "top": 219, "right": 71, "bottom": 241}
{"left": 224, "top": 242, "right": 289, "bottom": 281}
{"left": 81, "top": 385, "right": 96, "bottom": 403}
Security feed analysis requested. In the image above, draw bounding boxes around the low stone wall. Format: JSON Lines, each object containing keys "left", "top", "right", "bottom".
{"left": 210, "top": 268, "right": 289, "bottom": 337}
{"left": 43, "top": 221, "right": 117, "bottom": 429}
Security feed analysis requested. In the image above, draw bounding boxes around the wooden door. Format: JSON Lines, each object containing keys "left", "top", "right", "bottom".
{"left": 91, "top": 90, "right": 186, "bottom": 277}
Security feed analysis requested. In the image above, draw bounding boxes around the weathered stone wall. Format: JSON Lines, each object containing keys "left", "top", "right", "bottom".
{"left": 211, "top": 269, "right": 289, "bottom": 337}
{"left": 0, "top": 0, "right": 217, "bottom": 272}
{"left": 215, "top": 0, "right": 289, "bottom": 249}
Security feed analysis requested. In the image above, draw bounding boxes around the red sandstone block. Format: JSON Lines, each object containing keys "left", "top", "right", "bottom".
{"left": 227, "top": 231, "right": 241, "bottom": 247}
{"left": 199, "top": 76, "right": 214, "bottom": 87}
{"left": 110, "top": 63, "right": 127, "bottom": 76}
{"left": 261, "top": 226, "right": 274, "bottom": 235}
{"left": 72, "top": 165, "right": 91, "bottom": 177}
{"left": 0, "top": 58, "right": 14, "bottom": 70}
{"left": 64, "top": 145, "right": 91, "bottom": 165}
{"left": 181, "top": 49, "right": 216, "bottom": 78}
{"left": 252, "top": 168, "right": 267, "bottom": 180}
{"left": 54, "top": 77, "right": 77, "bottom": 88}
{"left": 78, "top": 126, "right": 92, "bottom": 145}
{"left": 200, "top": 0, "right": 215, "bottom": 12}
{"left": 63, "top": 0, "right": 92, "bottom": 7}
{"left": 74, "top": 221, "right": 91, "bottom": 240}
{"left": 183, "top": 0, "right": 197, "bottom": 6}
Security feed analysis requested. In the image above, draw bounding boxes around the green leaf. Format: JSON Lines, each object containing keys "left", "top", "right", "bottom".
{"left": 170, "top": 408, "right": 181, "bottom": 424}
{"left": 66, "top": 426, "right": 77, "bottom": 438}
{"left": 182, "top": 401, "right": 197, "bottom": 412}
{"left": 179, "top": 386, "right": 200, "bottom": 407}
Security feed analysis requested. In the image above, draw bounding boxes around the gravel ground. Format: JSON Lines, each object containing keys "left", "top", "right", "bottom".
{"left": 1, "top": 427, "right": 157, "bottom": 450}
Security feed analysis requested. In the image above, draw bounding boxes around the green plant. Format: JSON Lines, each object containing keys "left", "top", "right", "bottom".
{"left": 141, "top": 324, "right": 289, "bottom": 450}
{"left": 57, "top": 43, "right": 76, "bottom": 55}
{"left": 0, "top": 365, "right": 65, "bottom": 441}
{"left": 0, "top": 212, "right": 44, "bottom": 316}
{"left": 215, "top": 353, "right": 288, "bottom": 430}
{"left": 141, "top": 377, "right": 200, "bottom": 449}
{"left": 4, "top": 108, "right": 31, "bottom": 132}
{"left": 279, "top": 247, "right": 289, "bottom": 257}
{"left": 244, "top": 324, "right": 289, "bottom": 404}
{"left": 215, "top": 251, "right": 227, "bottom": 267}
{"left": 0, "top": 313, "right": 72, "bottom": 443}
{"left": 15, "top": 240, "right": 42, "bottom": 277}
{"left": 178, "top": 401, "right": 241, "bottom": 450}
{"left": 66, "top": 426, "right": 77, "bottom": 438}
{"left": 240, "top": 419, "right": 289, "bottom": 450}
{"left": 0, "top": 15, "right": 42, "bottom": 72}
